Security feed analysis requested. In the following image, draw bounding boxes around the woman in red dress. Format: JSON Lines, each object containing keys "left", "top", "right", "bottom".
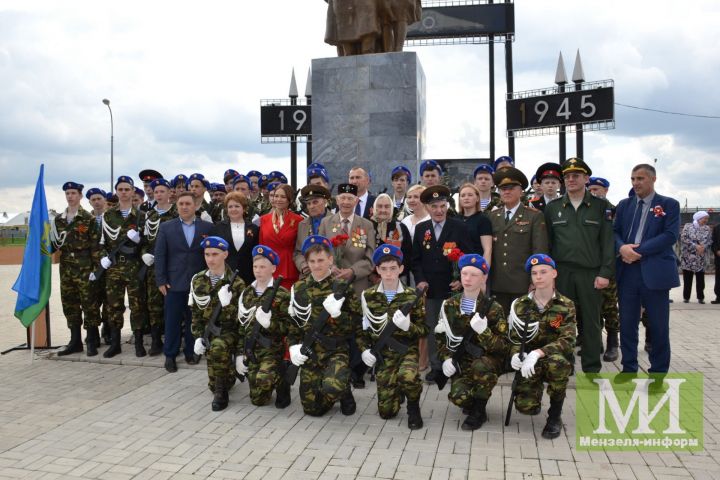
{"left": 259, "top": 183, "right": 303, "bottom": 289}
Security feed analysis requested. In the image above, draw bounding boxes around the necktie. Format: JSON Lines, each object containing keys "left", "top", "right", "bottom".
{"left": 355, "top": 201, "right": 361, "bottom": 216}
{"left": 342, "top": 218, "right": 350, "bottom": 236}
{"left": 629, "top": 199, "right": 644, "bottom": 243}
{"left": 505, "top": 210, "right": 512, "bottom": 224}
{"left": 434, "top": 222, "right": 442, "bottom": 240}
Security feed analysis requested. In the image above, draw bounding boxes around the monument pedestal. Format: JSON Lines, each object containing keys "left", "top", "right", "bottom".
{"left": 311, "top": 52, "right": 426, "bottom": 189}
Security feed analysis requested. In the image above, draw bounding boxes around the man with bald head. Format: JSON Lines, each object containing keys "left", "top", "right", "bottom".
{"left": 349, "top": 166, "right": 375, "bottom": 219}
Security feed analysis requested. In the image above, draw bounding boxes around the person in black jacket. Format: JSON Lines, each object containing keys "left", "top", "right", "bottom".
{"left": 211, "top": 192, "right": 259, "bottom": 285}
{"left": 411, "top": 185, "right": 473, "bottom": 382}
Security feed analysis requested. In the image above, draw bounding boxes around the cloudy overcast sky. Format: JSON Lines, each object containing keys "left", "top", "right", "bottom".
{"left": 1, "top": 0, "right": 719, "bottom": 213}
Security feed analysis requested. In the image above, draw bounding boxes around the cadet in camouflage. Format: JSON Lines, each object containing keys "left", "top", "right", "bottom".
{"left": 53, "top": 182, "right": 102, "bottom": 356}
{"left": 509, "top": 254, "right": 576, "bottom": 439}
{"left": 190, "top": 236, "right": 245, "bottom": 411}
{"left": 434, "top": 254, "right": 508, "bottom": 431}
{"left": 236, "top": 245, "right": 293, "bottom": 408}
{"left": 287, "top": 235, "right": 363, "bottom": 417}
{"left": 358, "top": 244, "right": 427, "bottom": 429}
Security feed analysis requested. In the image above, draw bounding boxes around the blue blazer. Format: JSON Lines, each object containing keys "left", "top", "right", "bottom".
{"left": 154, "top": 218, "right": 215, "bottom": 292}
{"left": 613, "top": 192, "right": 680, "bottom": 290}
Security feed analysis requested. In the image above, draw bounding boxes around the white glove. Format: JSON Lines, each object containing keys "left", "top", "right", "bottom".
{"left": 289, "top": 344, "right": 308, "bottom": 366}
{"left": 255, "top": 308, "right": 271, "bottom": 329}
{"left": 126, "top": 229, "right": 141, "bottom": 244}
{"left": 217, "top": 284, "right": 232, "bottom": 307}
{"left": 521, "top": 351, "right": 541, "bottom": 379}
{"left": 322, "top": 294, "right": 345, "bottom": 318}
{"left": 88, "top": 272, "right": 97, "bottom": 281}
{"left": 442, "top": 358, "right": 457, "bottom": 377}
{"left": 361, "top": 349, "right": 377, "bottom": 367}
{"left": 235, "top": 355, "right": 248, "bottom": 375}
{"left": 200, "top": 211, "right": 213, "bottom": 223}
{"left": 511, "top": 353, "right": 523, "bottom": 371}
{"left": 141, "top": 253, "right": 155, "bottom": 266}
{"left": 392, "top": 310, "right": 411, "bottom": 332}
{"left": 470, "top": 313, "right": 488, "bottom": 335}
{"left": 100, "top": 256, "right": 112, "bottom": 269}
{"left": 193, "top": 338, "right": 206, "bottom": 356}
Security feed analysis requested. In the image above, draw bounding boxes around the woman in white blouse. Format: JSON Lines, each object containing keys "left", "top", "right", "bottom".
{"left": 400, "top": 184, "right": 430, "bottom": 241}
{"left": 211, "top": 192, "right": 259, "bottom": 285}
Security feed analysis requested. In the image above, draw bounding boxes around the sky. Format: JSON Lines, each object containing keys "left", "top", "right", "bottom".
{"left": 1, "top": 0, "right": 719, "bottom": 213}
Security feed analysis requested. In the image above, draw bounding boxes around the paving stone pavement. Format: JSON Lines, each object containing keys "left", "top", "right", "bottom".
{"left": 0, "top": 264, "right": 719, "bottom": 479}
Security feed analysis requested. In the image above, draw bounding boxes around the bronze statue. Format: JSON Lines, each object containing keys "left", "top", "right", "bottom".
{"left": 325, "top": 0, "right": 422, "bottom": 56}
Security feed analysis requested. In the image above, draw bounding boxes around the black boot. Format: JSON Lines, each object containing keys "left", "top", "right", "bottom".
{"left": 340, "top": 388, "right": 356, "bottom": 415}
{"left": 101, "top": 320, "right": 111, "bottom": 346}
{"left": 274, "top": 377, "right": 291, "bottom": 409}
{"left": 134, "top": 330, "right": 147, "bottom": 357}
{"left": 86, "top": 327, "right": 99, "bottom": 357}
{"left": 103, "top": 328, "right": 122, "bottom": 358}
{"left": 407, "top": 400, "right": 423, "bottom": 430}
{"left": 57, "top": 325, "right": 83, "bottom": 356}
{"left": 541, "top": 399, "right": 564, "bottom": 439}
{"left": 603, "top": 331, "right": 619, "bottom": 362}
{"left": 148, "top": 325, "right": 163, "bottom": 356}
{"left": 212, "top": 378, "right": 228, "bottom": 411}
{"left": 461, "top": 398, "right": 488, "bottom": 431}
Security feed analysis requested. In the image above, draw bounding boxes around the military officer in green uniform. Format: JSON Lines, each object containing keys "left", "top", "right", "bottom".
{"left": 530, "top": 163, "right": 563, "bottom": 212}
{"left": 187, "top": 173, "right": 214, "bottom": 223}
{"left": 587, "top": 176, "right": 620, "bottom": 361}
{"left": 253, "top": 174, "right": 273, "bottom": 217}
{"left": 140, "top": 178, "right": 177, "bottom": 355}
{"left": 93, "top": 175, "right": 147, "bottom": 358}
{"left": 190, "top": 236, "right": 246, "bottom": 411}
{"left": 236, "top": 245, "right": 293, "bottom": 408}
{"left": 488, "top": 167, "right": 548, "bottom": 316}
{"left": 231, "top": 175, "right": 258, "bottom": 222}
{"left": 85, "top": 187, "right": 111, "bottom": 345}
{"left": 543, "top": 158, "right": 614, "bottom": 373}
{"left": 287, "top": 235, "right": 363, "bottom": 417}
{"left": 434, "top": 254, "right": 509, "bottom": 431}
{"left": 357, "top": 244, "right": 427, "bottom": 429}
{"left": 509, "top": 254, "right": 576, "bottom": 439}
{"left": 52, "top": 182, "right": 102, "bottom": 356}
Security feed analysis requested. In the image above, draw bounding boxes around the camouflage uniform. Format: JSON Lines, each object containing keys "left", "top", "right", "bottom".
{"left": 287, "top": 277, "right": 363, "bottom": 416}
{"left": 357, "top": 283, "right": 427, "bottom": 419}
{"left": 99, "top": 206, "right": 146, "bottom": 331}
{"left": 509, "top": 293, "right": 576, "bottom": 414}
{"left": 141, "top": 204, "right": 178, "bottom": 328}
{"left": 190, "top": 266, "right": 245, "bottom": 392}
{"left": 253, "top": 194, "right": 272, "bottom": 217}
{"left": 237, "top": 282, "right": 292, "bottom": 406}
{"left": 195, "top": 199, "right": 215, "bottom": 223}
{"left": 436, "top": 294, "right": 508, "bottom": 408}
{"left": 479, "top": 192, "right": 503, "bottom": 213}
{"left": 52, "top": 207, "right": 101, "bottom": 328}
{"left": 601, "top": 278, "right": 619, "bottom": 333}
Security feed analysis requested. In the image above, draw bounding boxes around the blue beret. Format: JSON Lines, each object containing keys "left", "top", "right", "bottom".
{"left": 458, "top": 254, "right": 489, "bottom": 275}
{"left": 207, "top": 183, "right": 219, "bottom": 193}
{"left": 232, "top": 174, "right": 251, "bottom": 187}
{"left": 530, "top": 174, "right": 537, "bottom": 184}
{"left": 308, "top": 162, "right": 326, "bottom": 171}
{"left": 308, "top": 167, "right": 329, "bottom": 183}
{"left": 246, "top": 170, "right": 262, "bottom": 178}
{"left": 134, "top": 187, "right": 145, "bottom": 197}
{"left": 373, "top": 244, "right": 403, "bottom": 265}
{"left": 525, "top": 253, "right": 556, "bottom": 272}
{"left": 202, "top": 236, "right": 229, "bottom": 251}
{"left": 115, "top": 175, "right": 134, "bottom": 188}
{"left": 493, "top": 155, "right": 514, "bottom": 170}
{"left": 62, "top": 181, "right": 84, "bottom": 192}
{"left": 473, "top": 164, "right": 495, "bottom": 178}
{"left": 271, "top": 171, "right": 288, "bottom": 184}
{"left": 588, "top": 176, "right": 610, "bottom": 188}
{"left": 171, "top": 174, "right": 187, "bottom": 188}
{"left": 301, "top": 235, "right": 333, "bottom": 255}
{"left": 420, "top": 160, "right": 442, "bottom": 175}
{"left": 391, "top": 165, "right": 412, "bottom": 184}
{"left": 266, "top": 182, "right": 282, "bottom": 192}
{"left": 85, "top": 187, "right": 105, "bottom": 199}
{"left": 105, "top": 192, "right": 114, "bottom": 201}
{"left": 252, "top": 244, "right": 280, "bottom": 266}
{"left": 223, "top": 169, "right": 239, "bottom": 182}
{"left": 151, "top": 178, "right": 171, "bottom": 190}
{"left": 188, "top": 173, "right": 209, "bottom": 189}
{"left": 258, "top": 174, "right": 270, "bottom": 188}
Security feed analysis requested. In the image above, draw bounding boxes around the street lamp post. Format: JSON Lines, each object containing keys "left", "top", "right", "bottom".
{"left": 102, "top": 99, "right": 114, "bottom": 191}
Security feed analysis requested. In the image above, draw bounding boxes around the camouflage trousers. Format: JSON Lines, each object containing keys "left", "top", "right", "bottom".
{"left": 514, "top": 353, "right": 572, "bottom": 414}
{"left": 375, "top": 345, "right": 422, "bottom": 419}
{"left": 246, "top": 348, "right": 285, "bottom": 406}
{"left": 601, "top": 278, "right": 619, "bottom": 333}
{"left": 299, "top": 350, "right": 350, "bottom": 416}
{"left": 105, "top": 259, "right": 145, "bottom": 331}
{"left": 207, "top": 334, "right": 238, "bottom": 392}
{"left": 448, "top": 354, "right": 505, "bottom": 409}
{"left": 60, "top": 259, "right": 100, "bottom": 329}
{"left": 145, "top": 267, "right": 164, "bottom": 328}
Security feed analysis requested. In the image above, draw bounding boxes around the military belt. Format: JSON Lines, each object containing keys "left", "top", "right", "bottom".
{"left": 118, "top": 245, "right": 138, "bottom": 255}
{"left": 116, "top": 254, "right": 139, "bottom": 263}
{"left": 313, "top": 333, "right": 351, "bottom": 351}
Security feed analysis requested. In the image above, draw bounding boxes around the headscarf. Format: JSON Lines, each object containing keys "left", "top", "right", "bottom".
{"left": 372, "top": 193, "right": 394, "bottom": 242}
{"left": 693, "top": 211, "right": 709, "bottom": 229}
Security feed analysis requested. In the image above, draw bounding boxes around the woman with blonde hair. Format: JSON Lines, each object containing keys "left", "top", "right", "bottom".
{"left": 400, "top": 184, "right": 430, "bottom": 242}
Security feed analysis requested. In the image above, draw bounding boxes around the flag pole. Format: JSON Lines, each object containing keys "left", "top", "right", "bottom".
{"left": 30, "top": 321, "right": 35, "bottom": 364}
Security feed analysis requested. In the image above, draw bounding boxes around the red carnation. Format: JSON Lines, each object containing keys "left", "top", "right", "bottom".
{"left": 447, "top": 248, "right": 464, "bottom": 262}
{"left": 330, "top": 234, "right": 349, "bottom": 248}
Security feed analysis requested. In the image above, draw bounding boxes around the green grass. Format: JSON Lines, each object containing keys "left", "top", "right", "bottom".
{"left": 0, "top": 238, "right": 27, "bottom": 246}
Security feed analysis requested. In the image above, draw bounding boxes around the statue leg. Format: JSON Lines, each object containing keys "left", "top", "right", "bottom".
{"left": 393, "top": 22, "right": 408, "bottom": 52}
{"left": 360, "top": 35, "right": 376, "bottom": 54}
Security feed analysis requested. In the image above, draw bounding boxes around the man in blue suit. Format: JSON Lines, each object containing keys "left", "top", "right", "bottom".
{"left": 614, "top": 164, "right": 680, "bottom": 374}
{"left": 155, "top": 191, "right": 215, "bottom": 372}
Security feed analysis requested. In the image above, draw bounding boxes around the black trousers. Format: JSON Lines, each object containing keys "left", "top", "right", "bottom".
{"left": 682, "top": 270, "right": 705, "bottom": 301}
{"left": 715, "top": 260, "right": 720, "bottom": 300}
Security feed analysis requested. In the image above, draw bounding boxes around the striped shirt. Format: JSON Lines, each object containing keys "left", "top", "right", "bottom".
{"left": 384, "top": 290, "right": 397, "bottom": 303}
{"left": 209, "top": 273, "right": 222, "bottom": 287}
{"left": 120, "top": 209, "right": 130, "bottom": 219}
{"left": 460, "top": 296, "right": 476, "bottom": 315}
